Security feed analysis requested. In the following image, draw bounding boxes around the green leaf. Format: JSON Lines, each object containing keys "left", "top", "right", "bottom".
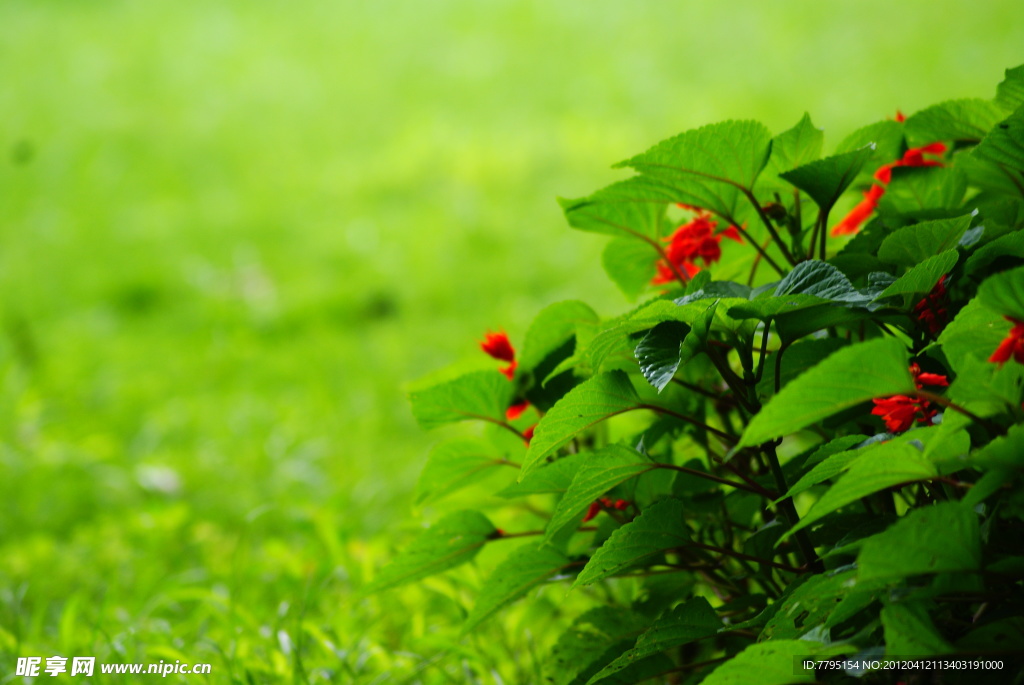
{"left": 996, "top": 64, "right": 1024, "bottom": 112}
{"left": 739, "top": 337, "right": 914, "bottom": 448}
{"left": 520, "top": 300, "right": 599, "bottom": 371}
{"left": 760, "top": 570, "right": 859, "bottom": 640}
{"left": 903, "top": 98, "right": 1006, "bottom": 147}
{"left": 971, "top": 423, "right": 1024, "bottom": 470}
{"left": 969, "top": 108, "right": 1024, "bottom": 197}
{"left": 462, "top": 543, "right": 572, "bottom": 633}
{"left": 757, "top": 338, "right": 847, "bottom": 399}
{"left": 521, "top": 371, "right": 641, "bottom": 478}
{"left": 875, "top": 250, "right": 958, "bottom": 306}
{"left": 727, "top": 293, "right": 831, "bottom": 321}
{"left": 938, "top": 298, "right": 1012, "bottom": 374}
{"left": 701, "top": 640, "right": 847, "bottom": 685}
{"left": 766, "top": 113, "right": 824, "bottom": 175}
{"left": 409, "top": 371, "right": 515, "bottom": 431}
{"left": 546, "top": 608, "right": 671, "bottom": 685}
{"left": 414, "top": 438, "right": 514, "bottom": 506}
{"left": 614, "top": 120, "right": 773, "bottom": 218}
{"left": 882, "top": 602, "right": 956, "bottom": 656}
{"left": 877, "top": 165, "right": 967, "bottom": 216}
{"left": 559, "top": 177, "right": 669, "bottom": 241}
{"left": 574, "top": 498, "right": 688, "bottom": 587}
{"left": 776, "top": 444, "right": 862, "bottom": 503}
{"left": 978, "top": 264, "right": 1024, "bottom": 319}
{"left": 498, "top": 454, "right": 580, "bottom": 498}
{"left": 786, "top": 443, "right": 937, "bottom": 538}
{"left": 774, "top": 259, "right": 858, "bottom": 299}
{"left": 876, "top": 215, "right": 973, "bottom": 267}
{"left": 857, "top": 502, "right": 981, "bottom": 583}
{"left": 963, "top": 230, "right": 1024, "bottom": 278}
{"left": 773, "top": 303, "right": 867, "bottom": 343}
{"left": 361, "top": 511, "right": 495, "bottom": 595}
{"left": 602, "top": 238, "right": 657, "bottom": 300}
{"left": 586, "top": 597, "right": 722, "bottom": 684}
{"left": 635, "top": 301, "right": 717, "bottom": 392}
{"left": 946, "top": 354, "right": 1024, "bottom": 418}
{"left": 546, "top": 445, "right": 657, "bottom": 541}
{"left": 780, "top": 146, "right": 875, "bottom": 214}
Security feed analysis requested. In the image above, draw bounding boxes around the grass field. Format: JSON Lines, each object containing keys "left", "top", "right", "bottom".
{"left": 1, "top": 1, "right": 1022, "bottom": 681}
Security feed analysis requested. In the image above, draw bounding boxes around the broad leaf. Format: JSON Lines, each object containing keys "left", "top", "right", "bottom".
{"left": 857, "top": 502, "right": 981, "bottom": 582}
{"left": 757, "top": 338, "right": 847, "bottom": 399}
{"left": 877, "top": 165, "right": 967, "bottom": 216}
{"left": 963, "top": 230, "right": 1024, "bottom": 278}
{"left": 586, "top": 598, "right": 722, "bottom": 684}
{"left": 766, "top": 113, "right": 824, "bottom": 176}
{"left": 971, "top": 423, "right": 1024, "bottom": 470}
{"left": 774, "top": 259, "right": 857, "bottom": 299}
{"left": 787, "top": 442, "right": 937, "bottom": 538}
{"left": 969, "top": 108, "right": 1024, "bottom": 197}
{"left": 996, "top": 64, "right": 1024, "bottom": 112}
{"left": 521, "top": 371, "right": 641, "bottom": 478}
{"left": 875, "top": 250, "right": 958, "bottom": 306}
{"left": 938, "top": 298, "right": 1013, "bottom": 374}
{"left": 760, "top": 570, "right": 859, "bottom": 640}
{"left": 574, "top": 498, "right": 688, "bottom": 587}
{"left": 635, "top": 301, "right": 717, "bottom": 391}
{"left": 361, "top": 511, "right": 495, "bottom": 594}
{"left": 415, "top": 438, "right": 514, "bottom": 506}
{"left": 903, "top": 98, "right": 1006, "bottom": 147}
{"left": 559, "top": 177, "right": 669, "bottom": 241}
{"left": 462, "top": 543, "right": 572, "bottom": 632}
{"left": 882, "top": 603, "right": 955, "bottom": 656}
{"left": 602, "top": 238, "right": 657, "bottom": 300}
{"left": 775, "top": 443, "right": 862, "bottom": 503}
{"left": 835, "top": 120, "right": 904, "bottom": 178}
{"left": 780, "top": 146, "right": 875, "bottom": 214}
{"left": 701, "top": 640, "right": 848, "bottom": 685}
{"left": 978, "top": 264, "right": 1024, "bottom": 319}
{"left": 614, "top": 120, "right": 773, "bottom": 218}
{"left": 498, "top": 453, "right": 581, "bottom": 498}
{"left": 739, "top": 337, "right": 914, "bottom": 448}
{"left": 546, "top": 608, "right": 655, "bottom": 685}
{"left": 876, "top": 215, "right": 973, "bottom": 267}
{"left": 520, "top": 300, "right": 599, "bottom": 371}
{"left": 546, "top": 445, "right": 658, "bottom": 541}
{"left": 409, "top": 371, "right": 515, "bottom": 430}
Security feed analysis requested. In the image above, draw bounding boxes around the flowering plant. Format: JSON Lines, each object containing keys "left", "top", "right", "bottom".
{"left": 369, "top": 65, "right": 1024, "bottom": 683}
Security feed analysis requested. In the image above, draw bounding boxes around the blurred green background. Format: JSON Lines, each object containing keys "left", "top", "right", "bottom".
{"left": 1, "top": 0, "right": 1021, "bottom": 681}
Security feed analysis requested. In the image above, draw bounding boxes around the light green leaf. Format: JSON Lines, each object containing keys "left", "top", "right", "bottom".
{"left": 586, "top": 597, "right": 722, "bottom": 684}
{"left": 876, "top": 215, "right": 973, "bottom": 267}
{"left": 786, "top": 443, "right": 937, "bottom": 538}
{"left": 520, "top": 300, "right": 599, "bottom": 371}
{"left": 614, "top": 120, "right": 773, "bottom": 218}
{"left": 559, "top": 176, "right": 669, "bottom": 241}
{"left": 739, "top": 337, "right": 913, "bottom": 448}
{"left": 767, "top": 113, "right": 824, "bottom": 175}
{"left": 996, "top": 64, "right": 1024, "bottom": 112}
{"left": 546, "top": 445, "right": 657, "bottom": 541}
{"left": 361, "top": 511, "right": 495, "bottom": 595}
{"left": 521, "top": 371, "right": 641, "bottom": 478}
{"left": 780, "top": 146, "right": 875, "bottom": 214}
{"left": 462, "top": 543, "right": 572, "bottom": 633}
{"left": 498, "top": 454, "right": 581, "bottom": 498}
{"left": 574, "top": 498, "right": 688, "bottom": 587}
{"left": 857, "top": 502, "right": 981, "bottom": 583}
{"left": 938, "top": 298, "right": 1013, "bottom": 375}
{"left": 877, "top": 165, "right": 967, "bottom": 216}
{"left": 969, "top": 108, "right": 1024, "bottom": 197}
{"left": 701, "top": 640, "right": 848, "bottom": 685}
{"left": 415, "top": 438, "right": 514, "bottom": 506}
{"left": 728, "top": 293, "right": 831, "bottom": 321}
{"left": 978, "top": 264, "right": 1024, "bottom": 320}
{"left": 875, "top": 250, "right": 958, "bottom": 306}
{"left": 409, "top": 371, "right": 515, "bottom": 431}
{"left": 903, "top": 98, "right": 1006, "bottom": 147}
{"left": 602, "top": 238, "right": 657, "bottom": 300}
{"left": 835, "top": 119, "right": 904, "bottom": 176}
{"left": 882, "top": 602, "right": 955, "bottom": 656}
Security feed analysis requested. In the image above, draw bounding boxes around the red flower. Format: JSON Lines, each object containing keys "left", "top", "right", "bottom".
{"left": 913, "top": 275, "right": 949, "bottom": 335}
{"left": 582, "top": 500, "right": 602, "bottom": 523}
{"left": 871, "top": 363, "right": 949, "bottom": 433}
{"left": 831, "top": 142, "right": 947, "bottom": 236}
{"left": 652, "top": 209, "right": 743, "bottom": 285}
{"left": 480, "top": 330, "right": 517, "bottom": 379}
{"left": 521, "top": 424, "right": 536, "bottom": 445}
{"left": 989, "top": 317, "right": 1024, "bottom": 366}
{"left": 581, "top": 497, "right": 630, "bottom": 522}
{"left": 505, "top": 400, "right": 530, "bottom": 421}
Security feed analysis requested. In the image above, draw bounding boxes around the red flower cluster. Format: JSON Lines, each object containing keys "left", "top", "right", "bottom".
{"left": 652, "top": 209, "right": 743, "bottom": 285}
{"left": 989, "top": 317, "right": 1024, "bottom": 366}
{"left": 582, "top": 497, "right": 630, "bottom": 523}
{"left": 831, "top": 141, "right": 947, "bottom": 236}
{"left": 480, "top": 331, "right": 517, "bottom": 379}
{"left": 913, "top": 275, "right": 949, "bottom": 335}
{"left": 871, "top": 363, "right": 949, "bottom": 433}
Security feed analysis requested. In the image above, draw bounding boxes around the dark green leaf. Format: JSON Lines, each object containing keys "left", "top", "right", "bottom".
{"left": 938, "top": 298, "right": 1013, "bottom": 374}
{"left": 635, "top": 301, "right": 717, "bottom": 391}
{"left": 760, "top": 570, "right": 858, "bottom": 640}
{"left": 881, "top": 602, "right": 955, "bottom": 656}
{"left": 877, "top": 165, "right": 967, "bottom": 216}
{"left": 361, "top": 511, "right": 495, "bottom": 595}
{"left": 968, "top": 108, "right": 1024, "bottom": 197}
{"left": 727, "top": 294, "right": 832, "bottom": 321}
{"left": 545, "top": 608, "right": 653, "bottom": 685}
{"left": 520, "top": 300, "right": 599, "bottom": 371}
{"left": 875, "top": 250, "right": 958, "bottom": 306}
{"left": 963, "top": 230, "right": 1024, "bottom": 278}
{"left": 780, "top": 146, "right": 875, "bottom": 213}
{"left": 970, "top": 423, "right": 1024, "bottom": 470}
{"left": 521, "top": 371, "right": 641, "bottom": 477}
{"left": 787, "top": 442, "right": 937, "bottom": 538}
{"left": 757, "top": 338, "right": 847, "bottom": 399}
{"left": 978, "top": 264, "right": 1024, "bottom": 319}
{"left": 586, "top": 597, "right": 722, "bottom": 684}
{"left": 774, "top": 259, "right": 857, "bottom": 299}
{"left": 701, "top": 640, "right": 848, "bottom": 685}
{"left": 614, "top": 120, "right": 773, "bottom": 218}
{"left": 835, "top": 120, "right": 904, "bottom": 177}
{"left": 857, "top": 502, "right": 981, "bottom": 583}
{"left": 903, "top": 98, "right": 1006, "bottom": 147}
{"left": 546, "top": 445, "right": 657, "bottom": 541}
{"left": 408, "top": 371, "right": 516, "bottom": 431}
{"left": 738, "top": 337, "right": 914, "bottom": 448}
{"left": 574, "top": 498, "right": 688, "bottom": 587}
{"left": 415, "top": 438, "right": 513, "bottom": 506}
{"left": 462, "top": 543, "right": 572, "bottom": 632}
{"left": 876, "top": 215, "right": 973, "bottom": 267}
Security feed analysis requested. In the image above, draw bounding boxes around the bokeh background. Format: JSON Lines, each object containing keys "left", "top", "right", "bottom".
{"left": 1, "top": 0, "right": 1022, "bottom": 681}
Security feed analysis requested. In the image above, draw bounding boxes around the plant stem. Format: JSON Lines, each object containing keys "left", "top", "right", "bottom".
{"left": 639, "top": 404, "right": 737, "bottom": 444}
{"left": 762, "top": 441, "right": 823, "bottom": 573}
{"left": 741, "top": 188, "right": 797, "bottom": 266}
{"left": 685, "top": 540, "right": 802, "bottom": 573}
{"left": 656, "top": 463, "right": 775, "bottom": 498}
